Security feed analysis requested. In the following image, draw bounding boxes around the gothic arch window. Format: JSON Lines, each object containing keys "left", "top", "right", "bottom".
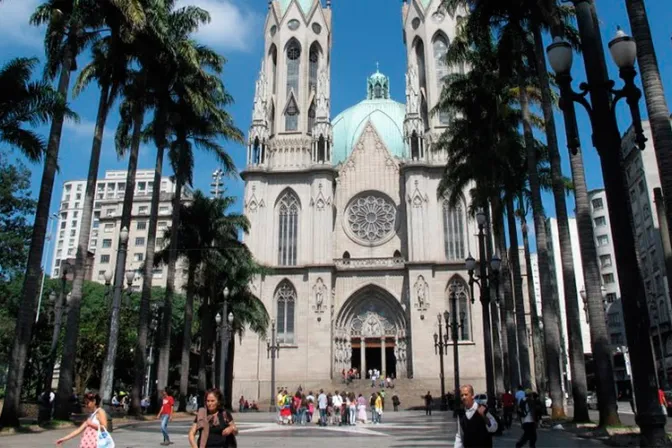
{"left": 252, "top": 137, "right": 261, "bottom": 164}
{"left": 374, "top": 82, "right": 382, "bottom": 99}
{"left": 309, "top": 42, "right": 321, "bottom": 92}
{"left": 414, "top": 38, "right": 429, "bottom": 130}
{"left": 432, "top": 33, "right": 450, "bottom": 125}
{"left": 269, "top": 45, "right": 278, "bottom": 94}
{"left": 275, "top": 280, "right": 296, "bottom": 344}
{"left": 393, "top": 250, "right": 401, "bottom": 258}
{"left": 447, "top": 278, "right": 471, "bottom": 341}
{"left": 277, "top": 190, "right": 299, "bottom": 266}
{"left": 317, "top": 135, "right": 326, "bottom": 162}
{"left": 342, "top": 251, "right": 350, "bottom": 259}
{"left": 285, "top": 96, "right": 299, "bottom": 131}
{"left": 308, "top": 101, "right": 316, "bottom": 133}
{"left": 269, "top": 102, "right": 275, "bottom": 135}
{"left": 410, "top": 131, "right": 420, "bottom": 159}
{"left": 443, "top": 196, "right": 466, "bottom": 261}
{"left": 286, "top": 39, "right": 301, "bottom": 98}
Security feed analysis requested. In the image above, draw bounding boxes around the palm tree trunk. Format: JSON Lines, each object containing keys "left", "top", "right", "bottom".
{"left": 625, "top": 0, "right": 672, "bottom": 269}
{"left": 519, "top": 82, "right": 565, "bottom": 419}
{"left": 519, "top": 206, "right": 547, "bottom": 397}
{"left": 491, "top": 300, "right": 505, "bottom": 395}
{"left": 493, "top": 198, "right": 519, "bottom": 391}
{"left": 226, "top": 333, "right": 235, "bottom": 410}
{"left": 156, "top": 175, "right": 183, "bottom": 397}
{"left": 0, "top": 50, "right": 74, "bottom": 428}
{"left": 99, "top": 102, "right": 142, "bottom": 409}
{"left": 506, "top": 197, "right": 532, "bottom": 388}
{"left": 531, "top": 25, "right": 589, "bottom": 422}
{"left": 198, "top": 296, "right": 209, "bottom": 399}
{"left": 178, "top": 263, "right": 196, "bottom": 412}
{"left": 55, "top": 85, "right": 112, "bottom": 421}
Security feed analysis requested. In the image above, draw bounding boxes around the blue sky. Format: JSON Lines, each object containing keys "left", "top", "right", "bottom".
{"left": 0, "top": 0, "right": 671, "bottom": 271}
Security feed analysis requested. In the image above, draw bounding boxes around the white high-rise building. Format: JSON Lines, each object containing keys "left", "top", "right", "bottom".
{"left": 51, "top": 170, "right": 183, "bottom": 291}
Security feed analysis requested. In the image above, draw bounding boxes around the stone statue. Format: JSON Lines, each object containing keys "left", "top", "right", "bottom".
{"left": 406, "top": 62, "right": 419, "bottom": 115}
{"left": 314, "top": 278, "right": 326, "bottom": 311}
{"left": 316, "top": 67, "right": 330, "bottom": 117}
{"left": 366, "top": 314, "right": 381, "bottom": 337}
{"left": 414, "top": 275, "right": 428, "bottom": 309}
{"left": 252, "top": 67, "right": 268, "bottom": 121}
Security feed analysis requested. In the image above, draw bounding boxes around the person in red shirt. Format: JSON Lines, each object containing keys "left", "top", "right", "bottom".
{"left": 157, "top": 389, "right": 175, "bottom": 445}
{"left": 501, "top": 390, "right": 515, "bottom": 429}
{"left": 659, "top": 388, "right": 668, "bottom": 416}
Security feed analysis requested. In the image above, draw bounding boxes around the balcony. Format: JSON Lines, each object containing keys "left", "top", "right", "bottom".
{"left": 334, "top": 256, "right": 405, "bottom": 270}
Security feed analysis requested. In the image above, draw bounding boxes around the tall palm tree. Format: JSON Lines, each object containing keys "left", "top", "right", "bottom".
{"left": 625, "top": 0, "right": 672, "bottom": 273}
{"left": 54, "top": 1, "right": 145, "bottom": 420}
{"left": 0, "top": 56, "right": 73, "bottom": 427}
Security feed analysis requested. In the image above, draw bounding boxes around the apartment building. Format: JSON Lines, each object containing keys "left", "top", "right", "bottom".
{"left": 51, "top": 170, "right": 188, "bottom": 292}
{"left": 621, "top": 118, "right": 672, "bottom": 386}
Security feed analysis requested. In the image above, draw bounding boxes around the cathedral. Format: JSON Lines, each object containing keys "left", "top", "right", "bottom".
{"left": 234, "top": 0, "right": 489, "bottom": 402}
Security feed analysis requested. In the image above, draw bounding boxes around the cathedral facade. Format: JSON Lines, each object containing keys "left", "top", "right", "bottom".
{"left": 234, "top": 0, "right": 489, "bottom": 401}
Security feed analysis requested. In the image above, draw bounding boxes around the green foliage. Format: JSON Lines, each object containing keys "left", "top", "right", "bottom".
{"left": 0, "top": 154, "right": 37, "bottom": 280}
{"left": 0, "top": 276, "right": 186, "bottom": 399}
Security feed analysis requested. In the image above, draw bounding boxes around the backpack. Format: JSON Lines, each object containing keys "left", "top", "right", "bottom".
{"left": 517, "top": 399, "right": 529, "bottom": 418}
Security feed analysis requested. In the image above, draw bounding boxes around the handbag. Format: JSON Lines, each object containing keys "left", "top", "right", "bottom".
{"left": 96, "top": 426, "right": 115, "bottom": 448}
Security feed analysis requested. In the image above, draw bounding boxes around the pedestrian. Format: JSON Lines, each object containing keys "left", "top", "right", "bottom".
{"left": 357, "top": 393, "right": 368, "bottom": 424}
{"left": 317, "top": 389, "right": 328, "bottom": 426}
{"left": 659, "top": 388, "right": 668, "bottom": 417}
{"left": 369, "top": 392, "right": 377, "bottom": 423}
{"left": 454, "top": 385, "right": 498, "bottom": 448}
{"left": 348, "top": 393, "right": 357, "bottom": 425}
{"left": 157, "top": 389, "right": 175, "bottom": 446}
{"left": 374, "top": 392, "right": 383, "bottom": 424}
{"left": 515, "top": 390, "right": 537, "bottom": 448}
{"left": 332, "top": 390, "right": 343, "bottom": 425}
{"left": 501, "top": 390, "right": 514, "bottom": 429}
{"left": 56, "top": 393, "right": 113, "bottom": 447}
{"left": 188, "top": 388, "right": 238, "bottom": 448}
{"left": 422, "top": 391, "right": 433, "bottom": 416}
{"left": 392, "top": 395, "right": 400, "bottom": 411}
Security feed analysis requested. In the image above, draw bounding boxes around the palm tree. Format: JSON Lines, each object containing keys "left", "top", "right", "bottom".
{"left": 55, "top": 0, "right": 146, "bottom": 420}
{"left": 625, "top": 0, "right": 672, "bottom": 274}
{"left": 0, "top": 56, "right": 73, "bottom": 427}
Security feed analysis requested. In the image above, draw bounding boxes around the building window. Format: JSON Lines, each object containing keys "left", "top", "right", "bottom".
{"left": 415, "top": 39, "right": 429, "bottom": 130}
{"left": 102, "top": 239, "right": 112, "bottom": 248}
{"left": 638, "top": 179, "right": 646, "bottom": 194}
{"left": 106, "top": 208, "right": 115, "bottom": 217}
{"left": 269, "top": 45, "right": 277, "bottom": 94}
{"left": 309, "top": 42, "right": 320, "bottom": 92}
{"left": 70, "top": 220, "right": 77, "bottom": 228}
{"left": 137, "top": 221, "right": 147, "bottom": 230}
{"left": 65, "top": 184, "right": 72, "bottom": 192}
{"left": 599, "top": 254, "right": 612, "bottom": 268}
{"left": 100, "top": 254, "right": 110, "bottom": 264}
{"left": 159, "top": 206, "right": 170, "bottom": 214}
{"left": 70, "top": 229, "right": 76, "bottom": 237}
{"left": 135, "top": 237, "right": 145, "bottom": 247}
{"left": 285, "top": 97, "right": 299, "bottom": 131}
{"left": 76, "top": 194, "right": 81, "bottom": 200}
{"left": 443, "top": 199, "right": 466, "bottom": 261}
{"left": 74, "top": 202, "right": 79, "bottom": 209}
{"left": 597, "top": 235, "right": 609, "bottom": 247}
{"left": 152, "top": 268, "right": 163, "bottom": 278}
{"left": 67, "top": 248, "right": 74, "bottom": 256}
{"left": 307, "top": 101, "right": 316, "bottom": 132}
{"left": 139, "top": 205, "right": 148, "bottom": 214}
{"left": 68, "top": 238, "right": 75, "bottom": 246}
{"left": 61, "top": 221, "right": 66, "bottom": 230}
{"left": 594, "top": 216, "right": 606, "bottom": 227}
{"left": 275, "top": 280, "right": 296, "bottom": 344}
{"left": 156, "top": 237, "right": 164, "bottom": 248}
{"left": 158, "top": 221, "right": 168, "bottom": 230}
{"left": 134, "top": 253, "right": 144, "bottom": 262}
{"left": 606, "top": 293, "right": 617, "bottom": 304}
{"left": 286, "top": 39, "right": 301, "bottom": 97}
{"left": 592, "top": 197, "right": 604, "bottom": 210}
{"left": 56, "top": 249, "right": 62, "bottom": 257}
{"left": 104, "top": 223, "right": 115, "bottom": 233}
{"left": 76, "top": 184, "right": 82, "bottom": 191}
{"left": 433, "top": 34, "right": 450, "bottom": 124}
{"left": 277, "top": 190, "right": 299, "bottom": 266}
{"left": 603, "top": 273, "right": 615, "bottom": 284}
{"left": 448, "top": 279, "right": 471, "bottom": 341}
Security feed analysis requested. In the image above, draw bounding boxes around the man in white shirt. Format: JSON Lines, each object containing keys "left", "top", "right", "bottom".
{"left": 331, "top": 391, "right": 343, "bottom": 425}
{"left": 317, "top": 389, "right": 328, "bottom": 426}
{"left": 454, "top": 385, "right": 498, "bottom": 448}
{"left": 515, "top": 391, "right": 538, "bottom": 448}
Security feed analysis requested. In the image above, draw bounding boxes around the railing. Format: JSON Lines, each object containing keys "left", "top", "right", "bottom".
{"left": 334, "top": 257, "right": 405, "bottom": 270}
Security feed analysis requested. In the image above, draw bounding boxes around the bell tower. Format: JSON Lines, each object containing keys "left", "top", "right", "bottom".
{"left": 401, "top": 0, "right": 463, "bottom": 162}
{"left": 248, "top": 0, "right": 333, "bottom": 169}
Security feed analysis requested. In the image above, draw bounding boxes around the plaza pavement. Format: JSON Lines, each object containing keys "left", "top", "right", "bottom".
{"left": 1, "top": 410, "right": 603, "bottom": 447}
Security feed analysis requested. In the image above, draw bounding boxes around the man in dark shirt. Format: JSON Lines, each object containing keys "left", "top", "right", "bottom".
{"left": 454, "top": 385, "right": 498, "bottom": 448}
{"left": 422, "top": 391, "right": 433, "bottom": 416}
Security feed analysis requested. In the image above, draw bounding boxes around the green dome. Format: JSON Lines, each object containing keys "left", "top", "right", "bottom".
{"left": 332, "top": 99, "right": 406, "bottom": 166}
{"left": 279, "top": 0, "right": 315, "bottom": 14}
{"left": 332, "top": 70, "right": 405, "bottom": 165}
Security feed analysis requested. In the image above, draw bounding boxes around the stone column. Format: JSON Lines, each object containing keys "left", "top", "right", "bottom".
{"left": 381, "top": 337, "right": 387, "bottom": 377}
{"left": 361, "top": 338, "right": 366, "bottom": 376}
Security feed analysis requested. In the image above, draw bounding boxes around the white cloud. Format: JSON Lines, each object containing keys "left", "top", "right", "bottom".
{"left": 178, "top": 0, "right": 260, "bottom": 52}
{"left": 63, "top": 118, "right": 114, "bottom": 142}
{"left": 0, "top": 0, "right": 44, "bottom": 50}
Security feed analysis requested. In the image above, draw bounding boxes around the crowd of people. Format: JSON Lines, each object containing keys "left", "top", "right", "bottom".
{"left": 274, "top": 387, "right": 396, "bottom": 426}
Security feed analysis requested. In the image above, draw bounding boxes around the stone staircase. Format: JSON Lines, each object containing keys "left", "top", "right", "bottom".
{"left": 326, "top": 378, "right": 453, "bottom": 410}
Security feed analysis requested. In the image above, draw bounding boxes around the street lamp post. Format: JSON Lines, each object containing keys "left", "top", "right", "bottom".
{"left": 215, "top": 287, "right": 233, "bottom": 400}
{"left": 466, "top": 209, "right": 500, "bottom": 410}
{"left": 100, "top": 225, "right": 136, "bottom": 420}
{"left": 266, "top": 319, "right": 281, "bottom": 412}
{"left": 547, "top": 2, "right": 666, "bottom": 443}
{"left": 447, "top": 285, "right": 466, "bottom": 417}
{"left": 433, "top": 312, "right": 449, "bottom": 411}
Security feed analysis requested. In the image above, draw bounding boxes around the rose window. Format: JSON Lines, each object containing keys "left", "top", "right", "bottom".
{"left": 346, "top": 194, "right": 396, "bottom": 243}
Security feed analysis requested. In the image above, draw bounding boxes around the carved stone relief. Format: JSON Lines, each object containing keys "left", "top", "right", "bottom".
{"left": 312, "top": 277, "right": 328, "bottom": 313}
{"left": 414, "top": 274, "right": 429, "bottom": 312}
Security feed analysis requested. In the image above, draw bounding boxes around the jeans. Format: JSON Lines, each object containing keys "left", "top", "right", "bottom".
{"left": 349, "top": 407, "right": 356, "bottom": 425}
{"left": 319, "top": 408, "right": 327, "bottom": 426}
{"left": 298, "top": 408, "right": 306, "bottom": 425}
{"left": 503, "top": 407, "right": 514, "bottom": 429}
{"left": 160, "top": 414, "right": 170, "bottom": 442}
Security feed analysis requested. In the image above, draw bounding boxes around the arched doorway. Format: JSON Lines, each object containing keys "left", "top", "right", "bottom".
{"left": 334, "top": 285, "right": 408, "bottom": 378}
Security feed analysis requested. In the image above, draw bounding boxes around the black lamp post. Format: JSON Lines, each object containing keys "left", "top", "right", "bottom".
{"left": 447, "top": 284, "right": 466, "bottom": 417}
{"left": 215, "top": 286, "right": 233, "bottom": 399}
{"left": 266, "top": 319, "right": 281, "bottom": 412}
{"left": 547, "top": 2, "right": 666, "bottom": 443}
{"left": 466, "top": 209, "right": 500, "bottom": 410}
{"left": 433, "top": 312, "right": 450, "bottom": 411}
